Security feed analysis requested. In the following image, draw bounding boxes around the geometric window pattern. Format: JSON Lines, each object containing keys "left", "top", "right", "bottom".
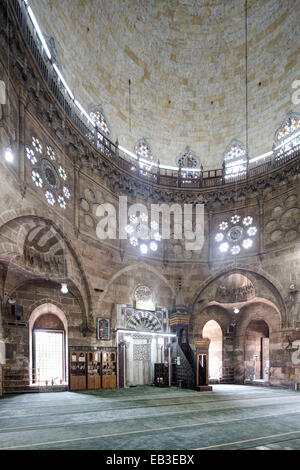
{"left": 223, "top": 140, "right": 247, "bottom": 178}
{"left": 34, "top": 330, "right": 64, "bottom": 385}
{"left": 134, "top": 285, "right": 153, "bottom": 303}
{"left": 176, "top": 146, "right": 199, "bottom": 168}
{"left": 215, "top": 214, "right": 257, "bottom": 255}
{"left": 176, "top": 146, "right": 200, "bottom": 183}
{"left": 125, "top": 213, "right": 162, "bottom": 254}
{"left": 135, "top": 138, "right": 154, "bottom": 161}
{"left": 133, "top": 343, "right": 151, "bottom": 361}
{"left": 131, "top": 138, "right": 157, "bottom": 181}
{"left": 277, "top": 114, "right": 300, "bottom": 140}
{"left": 275, "top": 114, "right": 300, "bottom": 161}
{"left": 90, "top": 109, "right": 110, "bottom": 136}
{"left": 26, "top": 136, "right": 71, "bottom": 210}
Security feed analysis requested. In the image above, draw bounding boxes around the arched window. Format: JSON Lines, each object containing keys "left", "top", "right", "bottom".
{"left": 274, "top": 113, "right": 300, "bottom": 160}
{"left": 29, "top": 304, "right": 68, "bottom": 386}
{"left": 176, "top": 146, "right": 200, "bottom": 182}
{"left": 133, "top": 138, "right": 157, "bottom": 180}
{"left": 134, "top": 285, "right": 154, "bottom": 310}
{"left": 223, "top": 140, "right": 247, "bottom": 179}
{"left": 203, "top": 320, "right": 223, "bottom": 380}
{"left": 245, "top": 319, "right": 269, "bottom": 382}
{"left": 176, "top": 146, "right": 199, "bottom": 168}
{"left": 90, "top": 107, "right": 111, "bottom": 136}
{"left": 135, "top": 138, "right": 154, "bottom": 161}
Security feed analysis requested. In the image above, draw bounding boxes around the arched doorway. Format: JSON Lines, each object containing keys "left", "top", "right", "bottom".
{"left": 29, "top": 304, "right": 68, "bottom": 386}
{"left": 245, "top": 319, "right": 269, "bottom": 382}
{"left": 203, "top": 320, "right": 222, "bottom": 381}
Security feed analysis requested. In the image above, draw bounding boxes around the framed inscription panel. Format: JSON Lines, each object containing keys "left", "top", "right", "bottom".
{"left": 97, "top": 318, "right": 110, "bottom": 340}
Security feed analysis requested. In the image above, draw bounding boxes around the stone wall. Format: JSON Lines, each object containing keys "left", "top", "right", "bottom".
{"left": 0, "top": 0, "right": 300, "bottom": 389}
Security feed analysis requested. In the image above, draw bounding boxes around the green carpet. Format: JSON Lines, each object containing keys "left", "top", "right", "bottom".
{"left": 0, "top": 384, "right": 300, "bottom": 450}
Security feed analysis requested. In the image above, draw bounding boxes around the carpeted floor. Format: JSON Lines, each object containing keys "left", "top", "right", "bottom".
{"left": 1, "top": 384, "right": 300, "bottom": 450}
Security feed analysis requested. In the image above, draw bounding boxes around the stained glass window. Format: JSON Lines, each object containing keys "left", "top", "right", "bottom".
{"left": 277, "top": 115, "right": 300, "bottom": 140}
{"left": 45, "top": 190, "right": 55, "bottom": 206}
{"left": 27, "top": 136, "right": 70, "bottom": 211}
{"left": 63, "top": 186, "right": 71, "bottom": 199}
{"left": 32, "top": 170, "right": 43, "bottom": 188}
{"left": 47, "top": 146, "right": 56, "bottom": 161}
{"left": 176, "top": 146, "right": 200, "bottom": 183}
{"left": 32, "top": 137, "right": 42, "bottom": 154}
{"left": 223, "top": 140, "right": 247, "bottom": 178}
{"left": 134, "top": 139, "right": 158, "bottom": 180}
{"left": 42, "top": 160, "right": 59, "bottom": 189}
{"left": 176, "top": 146, "right": 199, "bottom": 168}
{"left": 90, "top": 110, "right": 110, "bottom": 136}
{"left": 26, "top": 147, "right": 37, "bottom": 165}
{"left": 58, "top": 195, "right": 66, "bottom": 209}
{"left": 275, "top": 114, "right": 300, "bottom": 160}
{"left": 135, "top": 138, "right": 154, "bottom": 161}
{"left": 215, "top": 214, "right": 257, "bottom": 255}
{"left": 58, "top": 166, "right": 67, "bottom": 180}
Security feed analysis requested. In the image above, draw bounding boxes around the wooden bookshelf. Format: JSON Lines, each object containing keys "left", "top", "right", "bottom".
{"left": 69, "top": 351, "right": 87, "bottom": 391}
{"left": 69, "top": 347, "right": 117, "bottom": 391}
{"left": 87, "top": 351, "right": 101, "bottom": 390}
{"left": 102, "top": 351, "right": 117, "bottom": 389}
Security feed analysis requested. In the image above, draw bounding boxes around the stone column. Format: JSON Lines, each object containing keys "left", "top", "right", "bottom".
{"left": 124, "top": 340, "right": 131, "bottom": 388}
{"left": 0, "top": 340, "right": 5, "bottom": 398}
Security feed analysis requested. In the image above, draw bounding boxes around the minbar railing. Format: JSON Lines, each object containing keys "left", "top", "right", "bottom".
{"left": 8, "top": 0, "right": 300, "bottom": 190}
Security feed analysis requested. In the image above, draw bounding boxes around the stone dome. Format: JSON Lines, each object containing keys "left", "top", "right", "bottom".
{"left": 29, "top": 0, "right": 300, "bottom": 167}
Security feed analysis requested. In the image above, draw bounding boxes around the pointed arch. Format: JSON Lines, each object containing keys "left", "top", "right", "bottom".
{"left": 0, "top": 209, "right": 92, "bottom": 322}
{"left": 191, "top": 267, "right": 285, "bottom": 327}
{"left": 134, "top": 137, "right": 155, "bottom": 162}
{"left": 274, "top": 112, "right": 300, "bottom": 160}
{"left": 89, "top": 105, "right": 111, "bottom": 136}
{"left": 223, "top": 139, "right": 247, "bottom": 179}
{"left": 95, "top": 261, "right": 175, "bottom": 310}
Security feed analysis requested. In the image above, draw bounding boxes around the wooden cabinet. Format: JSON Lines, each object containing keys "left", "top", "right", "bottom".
{"left": 87, "top": 351, "right": 101, "bottom": 390}
{"left": 102, "top": 374, "right": 116, "bottom": 389}
{"left": 69, "top": 348, "right": 117, "bottom": 391}
{"left": 102, "top": 351, "right": 117, "bottom": 389}
{"left": 69, "top": 351, "right": 87, "bottom": 391}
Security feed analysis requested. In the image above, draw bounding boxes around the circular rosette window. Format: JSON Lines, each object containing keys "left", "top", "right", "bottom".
{"left": 41, "top": 159, "right": 60, "bottom": 190}
{"left": 215, "top": 215, "right": 257, "bottom": 255}
{"left": 226, "top": 226, "right": 244, "bottom": 243}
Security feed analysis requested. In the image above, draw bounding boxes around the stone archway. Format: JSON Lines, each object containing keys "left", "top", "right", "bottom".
{"left": 244, "top": 319, "right": 269, "bottom": 382}
{"left": 235, "top": 300, "right": 281, "bottom": 384}
{"left": 203, "top": 320, "right": 223, "bottom": 381}
{"left": 0, "top": 212, "right": 92, "bottom": 323}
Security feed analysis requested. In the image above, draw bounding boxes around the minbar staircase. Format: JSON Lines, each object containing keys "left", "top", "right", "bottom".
{"left": 171, "top": 341, "right": 196, "bottom": 389}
